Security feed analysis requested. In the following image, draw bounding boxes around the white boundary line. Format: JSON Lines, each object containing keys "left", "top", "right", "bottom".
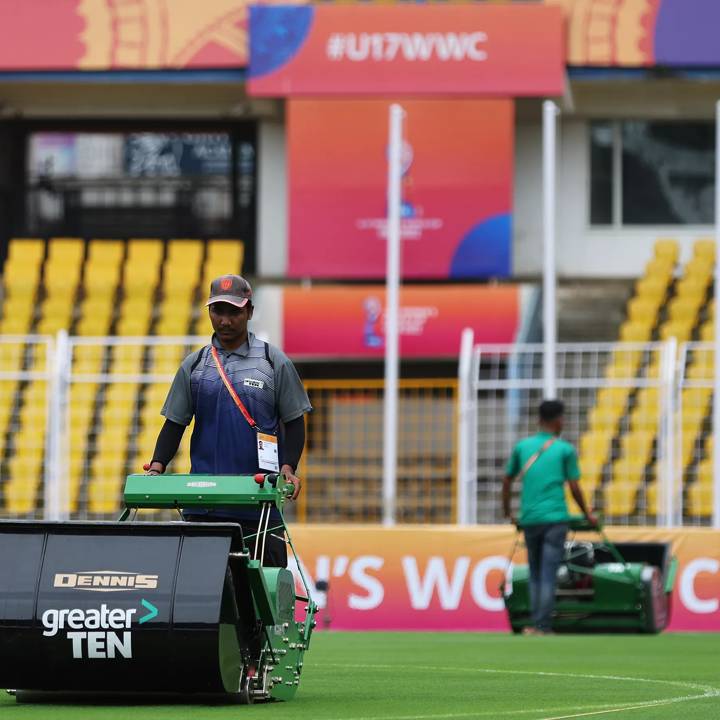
{"left": 313, "top": 663, "right": 720, "bottom": 720}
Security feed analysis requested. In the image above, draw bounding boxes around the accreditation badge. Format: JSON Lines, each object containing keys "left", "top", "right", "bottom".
{"left": 257, "top": 432, "right": 280, "bottom": 472}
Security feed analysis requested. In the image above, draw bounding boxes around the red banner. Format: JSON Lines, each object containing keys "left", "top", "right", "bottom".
{"left": 249, "top": 5, "right": 565, "bottom": 96}
{"left": 282, "top": 285, "right": 522, "bottom": 358}
{"left": 288, "top": 99, "right": 513, "bottom": 280}
{"left": 290, "top": 525, "right": 720, "bottom": 632}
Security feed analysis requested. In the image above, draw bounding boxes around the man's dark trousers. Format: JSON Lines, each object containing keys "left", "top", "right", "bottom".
{"left": 522, "top": 523, "right": 568, "bottom": 631}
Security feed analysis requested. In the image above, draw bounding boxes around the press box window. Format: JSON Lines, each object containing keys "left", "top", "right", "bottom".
{"left": 589, "top": 120, "right": 715, "bottom": 226}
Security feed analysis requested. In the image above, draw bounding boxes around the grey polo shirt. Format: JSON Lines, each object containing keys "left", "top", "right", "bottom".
{"left": 161, "top": 333, "right": 312, "bottom": 426}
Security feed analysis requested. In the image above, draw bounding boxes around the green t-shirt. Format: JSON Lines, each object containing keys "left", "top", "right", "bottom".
{"left": 505, "top": 432, "right": 580, "bottom": 526}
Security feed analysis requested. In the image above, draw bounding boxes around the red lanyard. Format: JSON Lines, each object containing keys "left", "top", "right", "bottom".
{"left": 210, "top": 346, "right": 257, "bottom": 429}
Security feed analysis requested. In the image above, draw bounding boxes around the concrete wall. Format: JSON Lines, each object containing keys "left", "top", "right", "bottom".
{"left": 257, "top": 119, "right": 288, "bottom": 279}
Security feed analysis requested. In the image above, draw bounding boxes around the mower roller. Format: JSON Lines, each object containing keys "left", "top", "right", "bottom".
{"left": 0, "top": 472, "right": 316, "bottom": 703}
{"left": 503, "top": 516, "right": 678, "bottom": 634}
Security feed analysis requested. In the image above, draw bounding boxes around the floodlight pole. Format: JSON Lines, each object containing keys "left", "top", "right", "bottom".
{"left": 713, "top": 101, "right": 720, "bottom": 529}
{"left": 542, "top": 100, "right": 559, "bottom": 400}
{"left": 383, "top": 104, "right": 405, "bottom": 526}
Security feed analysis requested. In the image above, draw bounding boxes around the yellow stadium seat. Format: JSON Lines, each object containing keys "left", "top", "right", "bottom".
{"left": 603, "top": 482, "right": 638, "bottom": 516}
{"left": 0, "top": 317, "right": 34, "bottom": 334}
{"left": 635, "top": 276, "right": 668, "bottom": 300}
{"left": 683, "top": 256, "right": 713, "bottom": 281}
{"left": 699, "top": 322, "right": 713, "bottom": 342}
{"left": 683, "top": 385, "right": 712, "bottom": 408}
{"left": 693, "top": 238, "right": 715, "bottom": 260}
{"left": 76, "top": 315, "right": 114, "bottom": 336}
{"left": 87, "top": 476, "right": 124, "bottom": 514}
{"left": 653, "top": 239, "right": 679, "bottom": 264}
{"left": 688, "top": 362, "right": 713, "bottom": 380}
{"left": 643, "top": 258, "right": 674, "bottom": 280}
{"left": 675, "top": 275, "right": 709, "bottom": 299}
{"left": 127, "top": 239, "right": 164, "bottom": 264}
{"left": 687, "top": 483, "right": 713, "bottom": 517}
{"left": 605, "top": 349, "right": 642, "bottom": 379}
{"left": 151, "top": 345, "right": 184, "bottom": 367}
{"left": 612, "top": 430, "right": 655, "bottom": 482}
{"left": 629, "top": 407, "right": 658, "bottom": 432}
{"left": 73, "top": 352, "right": 105, "bottom": 375}
{"left": 104, "top": 383, "right": 138, "bottom": 405}
{"left": 48, "top": 237, "right": 84, "bottom": 258}
{"left": 155, "top": 316, "right": 192, "bottom": 335}
{"left": 116, "top": 315, "right": 152, "bottom": 335}
{"left": 588, "top": 405, "right": 622, "bottom": 434}
{"left": 166, "top": 240, "right": 203, "bottom": 269}
{"left": 111, "top": 345, "right": 145, "bottom": 373}
{"left": 627, "top": 297, "right": 661, "bottom": 324}
{"left": 635, "top": 387, "right": 659, "bottom": 408}
{"left": 579, "top": 431, "right": 613, "bottom": 458}
{"left": 144, "top": 382, "right": 170, "bottom": 403}
{"left": 667, "top": 296, "right": 702, "bottom": 324}
{"left": 87, "top": 239, "right": 123, "bottom": 262}
{"left": 7, "top": 238, "right": 45, "bottom": 263}
{"left": 619, "top": 321, "right": 652, "bottom": 342}
{"left": 619, "top": 431, "right": 655, "bottom": 465}
{"left": 5, "top": 451, "right": 44, "bottom": 514}
{"left": 659, "top": 321, "right": 692, "bottom": 344}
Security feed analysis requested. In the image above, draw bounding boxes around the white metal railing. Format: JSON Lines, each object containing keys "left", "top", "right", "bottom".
{"left": 0, "top": 332, "right": 717, "bottom": 526}
{"left": 456, "top": 336, "right": 711, "bottom": 528}
{"left": 0, "top": 334, "right": 54, "bottom": 519}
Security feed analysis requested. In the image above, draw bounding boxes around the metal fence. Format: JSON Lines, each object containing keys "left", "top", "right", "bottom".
{"left": 677, "top": 343, "right": 714, "bottom": 526}
{"left": 1, "top": 332, "right": 717, "bottom": 527}
{"left": 0, "top": 335, "right": 53, "bottom": 519}
{"left": 457, "top": 336, "right": 719, "bottom": 528}
{"left": 297, "top": 379, "right": 457, "bottom": 524}
{"left": 0, "top": 334, "right": 458, "bottom": 523}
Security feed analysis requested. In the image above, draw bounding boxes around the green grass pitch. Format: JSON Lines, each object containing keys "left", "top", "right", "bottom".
{"left": 2, "top": 632, "right": 718, "bottom": 719}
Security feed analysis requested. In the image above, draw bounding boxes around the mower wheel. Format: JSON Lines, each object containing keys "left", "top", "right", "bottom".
{"left": 641, "top": 566, "right": 668, "bottom": 633}
{"left": 238, "top": 674, "right": 254, "bottom": 704}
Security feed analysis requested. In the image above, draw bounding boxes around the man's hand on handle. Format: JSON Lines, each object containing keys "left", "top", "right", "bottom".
{"left": 143, "top": 461, "right": 165, "bottom": 476}
{"left": 281, "top": 464, "right": 302, "bottom": 500}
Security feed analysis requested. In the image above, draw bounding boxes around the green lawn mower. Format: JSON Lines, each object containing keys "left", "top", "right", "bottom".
{"left": 0, "top": 472, "right": 316, "bottom": 703}
{"left": 503, "top": 517, "right": 678, "bottom": 634}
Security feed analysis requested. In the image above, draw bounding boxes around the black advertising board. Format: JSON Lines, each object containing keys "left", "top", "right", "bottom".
{"left": 0, "top": 521, "right": 245, "bottom": 693}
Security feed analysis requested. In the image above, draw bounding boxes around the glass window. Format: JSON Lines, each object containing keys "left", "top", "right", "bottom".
{"left": 25, "top": 130, "right": 254, "bottom": 241}
{"left": 589, "top": 119, "right": 715, "bottom": 226}
{"left": 589, "top": 121, "right": 614, "bottom": 225}
{"left": 622, "top": 121, "right": 714, "bottom": 225}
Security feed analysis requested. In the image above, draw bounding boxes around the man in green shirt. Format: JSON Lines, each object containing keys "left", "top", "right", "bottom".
{"left": 503, "top": 400, "right": 596, "bottom": 635}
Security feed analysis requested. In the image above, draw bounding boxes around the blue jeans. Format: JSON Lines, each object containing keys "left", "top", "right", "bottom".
{"left": 523, "top": 523, "right": 568, "bottom": 631}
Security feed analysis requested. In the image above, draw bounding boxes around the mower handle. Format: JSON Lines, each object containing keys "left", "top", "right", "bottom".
{"left": 567, "top": 514, "right": 603, "bottom": 532}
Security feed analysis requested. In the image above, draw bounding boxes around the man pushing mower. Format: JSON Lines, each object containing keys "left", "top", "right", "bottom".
{"left": 145, "top": 274, "right": 312, "bottom": 567}
{"left": 503, "top": 400, "right": 597, "bottom": 635}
